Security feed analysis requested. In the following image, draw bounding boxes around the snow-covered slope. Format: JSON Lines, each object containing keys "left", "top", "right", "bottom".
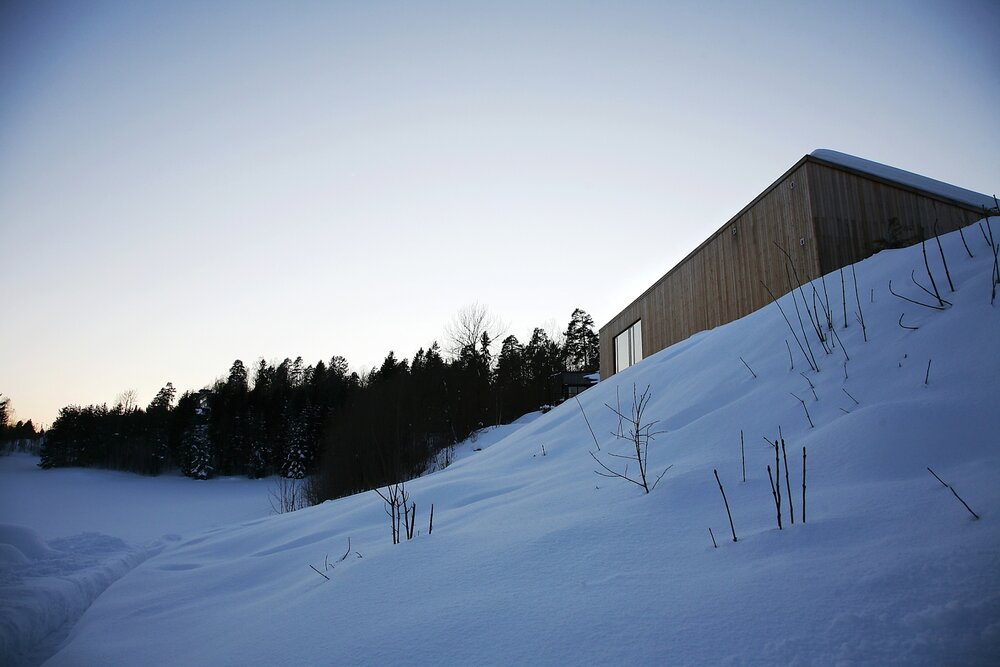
{"left": 9, "top": 223, "right": 1000, "bottom": 665}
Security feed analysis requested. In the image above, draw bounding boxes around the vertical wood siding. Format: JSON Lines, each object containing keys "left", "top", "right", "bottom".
{"left": 599, "top": 157, "right": 987, "bottom": 379}
{"left": 806, "top": 160, "right": 985, "bottom": 275}
{"left": 599, "top": 160, "right": 818, "bottom": 378}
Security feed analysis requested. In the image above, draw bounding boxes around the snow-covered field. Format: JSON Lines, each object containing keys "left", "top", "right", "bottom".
{"left": 4, "top": 224, "right": 1000, "bottom": 665}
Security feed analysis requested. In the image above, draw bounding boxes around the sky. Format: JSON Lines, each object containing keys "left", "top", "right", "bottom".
{"left": 1, "top": 0, "right": 998, "bottom": 427}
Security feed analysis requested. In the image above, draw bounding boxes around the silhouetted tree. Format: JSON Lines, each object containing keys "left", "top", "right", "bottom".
{"left": 563, "top": 308, "right": 600, "bottom": 372}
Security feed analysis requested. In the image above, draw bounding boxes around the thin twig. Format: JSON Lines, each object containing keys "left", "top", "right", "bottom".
{"left": 802, "top": 447, "right": 807, "bottom": 523}
{"left": 800, "top": 372, "right": 818, "bottom": 401}
{"left": 898, "top": 313, "right": 919, "bottom": 331}
{"left": 840, "top": 268, "right": 848, "bottom": 328}
{"left": 852, "top": 264, "right": 867, "bottom": 342}
{"left": 709, "top": 527, "right": 718, "bottom": 549}
{"left": 922, "top": 239, "right": 945, "bottom": 307}
{"left": 790, "top": 392, "right": 814, "bottom": 428}
{"left": 576, "top": 397, "right": 601, "bottom": 451}
{"left": 763, "top": 280, "right": 815, "bottom": 372}
{"left": 309, "top": 564, "right": 330, "bottom": 581}
{"left": 767, "top": 464, "right": 783, "bottom": 530}
{"left": 781, "top": 438, "right": 794, "bottom": 525}
{"left": 842, "top": 388, "right": 859, "bottom": 405}
{"left": 927, "top": 467, "right": 980, "bottom": 520}
{"left": 911, "top": 270, "right": 952, "bottom": 306}
{"left": 924, "top": 359, "right": 932, "bottom": 385}
{"left": 740, "top": 356, "right": 757, "bottom": 379}
{"left": 741, "top": 430, "right": 746, "bottom": 483}
{"left": 932, "top": 223, "right": 955, "bottom": 292}
{"left": 714, "top": 468, "right": 738, "bottom": 542}
{"left": 958, "top": 225, "right": 974, "bottom": 258}
{"left": 889, "top": 279, "right": 946, "bottom": 310}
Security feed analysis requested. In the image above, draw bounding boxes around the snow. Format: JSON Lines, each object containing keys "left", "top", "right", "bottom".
{"left": 0, "top": 459, "right": 276, "bottom": 665}
{"left": 3, "top": 222, "right": 1000, "bottom": 665}
{"left": 811, "top": 149, "right": 997, "bottom": 211}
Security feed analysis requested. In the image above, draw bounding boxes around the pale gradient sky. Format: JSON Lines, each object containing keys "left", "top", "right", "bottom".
{"left": 2, "top": 0, "right": 998, "bottom": 427}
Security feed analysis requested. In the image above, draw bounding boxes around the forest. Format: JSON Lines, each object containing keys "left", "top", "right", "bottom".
{"left": 32, "top": 308, "right": 600, "bottom": 503}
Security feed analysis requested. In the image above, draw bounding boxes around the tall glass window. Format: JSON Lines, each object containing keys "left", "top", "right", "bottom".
{"left": 614, "top": 320, "right": 643, "bottom": 373}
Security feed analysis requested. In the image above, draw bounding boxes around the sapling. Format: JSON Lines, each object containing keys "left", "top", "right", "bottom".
{"left": 840, "top": 267, "right": 848, "bottom": 328}
{"left": 781, "top": 438, "right": 794, "bottom": 525}
{"left": 851, "top": 264, "right": 868, "bottom": 342}
{"left": 801, "top": 447, "right": 807, "bottom": 523}
{"left": 767, "top": 464, "right": 783, "bottom": 530}
{"left": 428, "top": 503, "right": 434, "bottom": 535}
{"left": 714, "top": 468, "right": 738, "bottom": 542}
{"left": 591, "top": 384, "right": 670, "bottom": 494}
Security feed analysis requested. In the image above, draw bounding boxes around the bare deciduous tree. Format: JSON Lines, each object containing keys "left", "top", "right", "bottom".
{"left": 444, "top": 302, "right": 507, "bottom": 358}
{"left": 590, "top": 384, "right": 670, "bottom": 494}
{"left": 115, "top": 389, "right": 139, "bottom": 413}
{"left": 269, "top": 476, "right": 309, "bottom": 513}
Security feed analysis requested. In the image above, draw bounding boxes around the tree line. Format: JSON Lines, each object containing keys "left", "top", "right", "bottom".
{"left": 36, "top": 308, "right": 600, "bottom": 502}
{"left": 0, "top": 394, "right": 43, "bottom": 453}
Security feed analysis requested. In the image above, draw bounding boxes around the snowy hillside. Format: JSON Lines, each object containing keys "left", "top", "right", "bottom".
{"left": 5, "top": 223, "right": 1000, "bottom": 665}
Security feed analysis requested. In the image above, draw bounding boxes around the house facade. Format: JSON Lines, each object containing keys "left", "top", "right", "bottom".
{"left": 599, "top": 149, "right": 994, "bottom": 379}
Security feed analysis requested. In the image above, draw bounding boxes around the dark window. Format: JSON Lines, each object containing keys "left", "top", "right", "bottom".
{"left": 614, "top": 320, "right": 643, "bottom": 373}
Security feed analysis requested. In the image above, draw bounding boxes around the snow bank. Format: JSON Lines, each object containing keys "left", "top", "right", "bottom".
{"left": 0, "top": 525, "right": 171, "bottom": 666}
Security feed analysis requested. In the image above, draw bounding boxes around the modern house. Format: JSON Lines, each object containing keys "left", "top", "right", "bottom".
{"left": 599, "top": 149, "right": 995, "bottom": 379}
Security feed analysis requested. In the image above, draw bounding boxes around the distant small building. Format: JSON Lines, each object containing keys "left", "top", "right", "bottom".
{"left": 600, "top": 149, "right": 995, "bottom": 378}
{"left": 549, "top": 371, "right": 599, "bottom": 404}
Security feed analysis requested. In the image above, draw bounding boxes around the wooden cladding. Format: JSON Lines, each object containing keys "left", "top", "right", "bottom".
{"left": 807, "top": 160, "right": 985, "bottom": 275}
{"left": 599, "top": 156, "right": 987, "bottom": 379}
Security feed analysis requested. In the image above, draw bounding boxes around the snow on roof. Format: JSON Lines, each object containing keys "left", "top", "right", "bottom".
{"left": 810, "top": 149, "right": 995, "bottom": 211}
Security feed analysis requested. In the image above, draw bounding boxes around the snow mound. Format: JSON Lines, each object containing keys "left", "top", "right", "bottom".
{"left": 0, "top": 525, "right": 52, "bottom": 561}
{"left": 0, "top": 530, "right": 167, "bottom": 667}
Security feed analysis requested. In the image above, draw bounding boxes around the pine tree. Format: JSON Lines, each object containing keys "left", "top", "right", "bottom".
{"left": 181, "top": 392, "right": 214, "bottom": 479}
{"left": 563, "top": 308, "right": 600, "bottom": 372}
